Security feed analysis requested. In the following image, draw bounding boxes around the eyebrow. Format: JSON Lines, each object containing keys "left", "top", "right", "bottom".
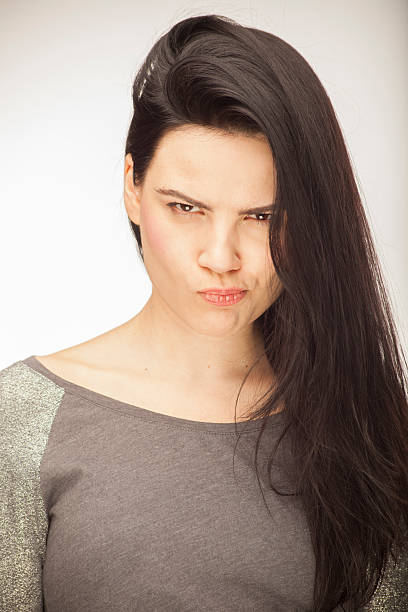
{"left": 154, "top": 187, "right": 276, "bottom": 215}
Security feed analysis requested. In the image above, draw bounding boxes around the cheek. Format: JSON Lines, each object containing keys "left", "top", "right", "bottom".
{"left": 141, "top": 207, "right": 169, "bottom": 255}
{"left": 141, "top": 208, "right": 184, "bottom": 270}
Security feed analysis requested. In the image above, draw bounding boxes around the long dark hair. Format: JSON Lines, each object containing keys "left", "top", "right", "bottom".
{"left": 124, "top": 14, "right": 408, "bottom": 611}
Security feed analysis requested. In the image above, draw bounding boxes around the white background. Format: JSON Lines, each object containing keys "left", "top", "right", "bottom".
{"left": 1, "top": 0, "right": 407, "bottom": 368}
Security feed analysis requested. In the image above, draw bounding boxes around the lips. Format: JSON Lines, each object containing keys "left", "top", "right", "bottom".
{"left": 199, "top": 290, "right": 247, "bottom": 306}
{"left": 200, "top": 288, "right": 246, "bottom": 295}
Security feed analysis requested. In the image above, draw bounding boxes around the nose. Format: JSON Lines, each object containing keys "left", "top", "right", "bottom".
{"left": 197, "top": 227, "right": 241, "bottom": 273}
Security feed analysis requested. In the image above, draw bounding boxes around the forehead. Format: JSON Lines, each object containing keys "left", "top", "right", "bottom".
{"left": 145, "top": 125, "right": 276, "bottom": 199}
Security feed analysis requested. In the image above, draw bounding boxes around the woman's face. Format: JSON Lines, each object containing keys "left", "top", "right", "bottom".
{"left": 124, "top": 125, "right": 283, "bottom": 338}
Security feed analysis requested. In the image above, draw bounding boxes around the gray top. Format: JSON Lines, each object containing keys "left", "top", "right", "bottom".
{"left": 0, "top": 356, "right": 406, "bottom": 611}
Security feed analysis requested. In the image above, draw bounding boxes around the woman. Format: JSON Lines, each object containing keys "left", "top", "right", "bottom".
{"left": 1, "top": 13, "right": 407, "bottom": 612}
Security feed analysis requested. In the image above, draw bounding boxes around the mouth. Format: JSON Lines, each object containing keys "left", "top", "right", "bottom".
{"left": 199, "top": 287, "right": 246, "bottom": 295}
{"left": 198, "top": 290, "right": 247, "bottom": 306}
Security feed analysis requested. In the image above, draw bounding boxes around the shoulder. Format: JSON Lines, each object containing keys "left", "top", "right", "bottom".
{"left": 0, "top": 357, "right": 65, "bottom": 424}
{"left": 33, "top": 318, "right": 134, "bottom": 378}
{"left": 30, "top": 319, "right": 145, "bottom": 385}
{"left": 0, "top": 358, "right": 60, "bottom": 610}
{"left": 0, "top": 356, "right": 64, "bottom": 474}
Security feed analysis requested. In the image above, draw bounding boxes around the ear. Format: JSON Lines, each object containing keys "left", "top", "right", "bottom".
{"left": 124, "top": 153, "right": 142, "bottom": 226}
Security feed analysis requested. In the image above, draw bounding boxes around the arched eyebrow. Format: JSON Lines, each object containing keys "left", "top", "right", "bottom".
{"left": 155, "top": 188, "right": 276, "bottom": 215}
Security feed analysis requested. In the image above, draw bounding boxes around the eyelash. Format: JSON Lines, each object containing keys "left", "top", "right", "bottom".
{"left": 167, "top": 202, "right": 273, "bottom": 224}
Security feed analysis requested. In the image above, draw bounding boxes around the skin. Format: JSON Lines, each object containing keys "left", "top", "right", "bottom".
{"left": 37, "top": 124, "right": 285, "bottom": 422}
{"left": 122, "top": 125, "right": 283, "bottom": 388}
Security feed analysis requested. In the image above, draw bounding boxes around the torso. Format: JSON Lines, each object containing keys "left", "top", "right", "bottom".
{"left": 35, "top": 320, "right": 282, "bottom": 423}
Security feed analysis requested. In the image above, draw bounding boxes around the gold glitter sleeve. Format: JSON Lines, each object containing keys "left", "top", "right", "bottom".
{"left": 0, "top": 361, "right": 64, "bottom": 612}
{"left": 361, "top": 543, "right": 408, "bottom": 611}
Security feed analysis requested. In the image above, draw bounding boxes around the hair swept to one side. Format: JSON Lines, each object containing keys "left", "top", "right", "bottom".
{"left": 124, "top": 13, "right": 408, "bottom": 611}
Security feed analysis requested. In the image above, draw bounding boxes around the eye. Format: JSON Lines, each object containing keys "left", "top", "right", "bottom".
{"left": 248, "top": 212, "right": 274, "bottom": 224}
{"left": 167, "top": 203, "right": 273, "bottom": 224}
{"left": 167, "top": 202, "right": 200, "bottom": 215}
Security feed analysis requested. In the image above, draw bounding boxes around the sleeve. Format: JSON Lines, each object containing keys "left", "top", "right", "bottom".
{"left": 361, "top": 541, "right": 408, "bottom": 611}
{"left": 0, "top": 361, "right": 64, "bottom": 612}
